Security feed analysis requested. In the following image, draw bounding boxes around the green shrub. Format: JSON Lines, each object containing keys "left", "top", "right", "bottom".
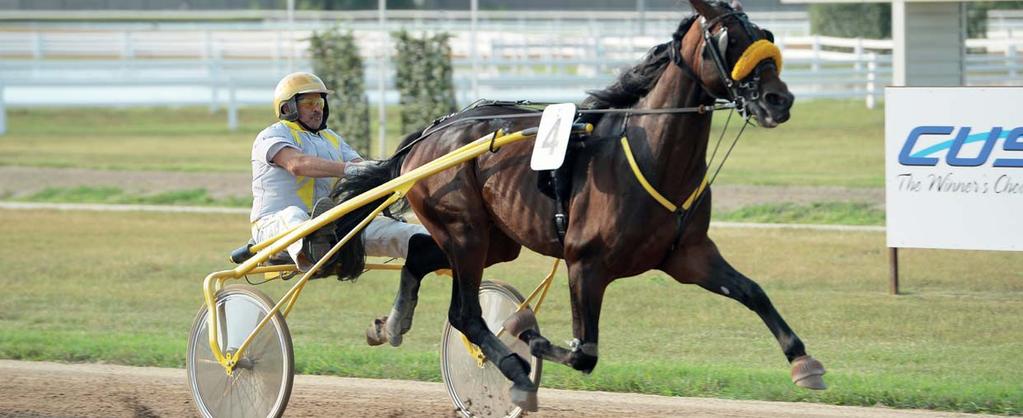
{"left": 967, "top": 2, "right": 1023, "bottom": 38}
{"left": 309, "top": 28, "right": 372, "bottom": 155}
{"left": 392, "top": 30, "right": 457, "bottom": 134}
{"left": 810, "top": 4, "right": 891, "bottom": 39}
{"left": 812, "top": 2, "right": 1023, "bottom": 39}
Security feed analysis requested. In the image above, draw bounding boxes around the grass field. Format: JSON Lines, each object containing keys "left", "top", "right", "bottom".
{"left": 1, "top": 99, "right": 1016, "bottom": 414}
{"left": 0, "top": 100, "right": 885, "bottom": 187}
{"left": 12, "top": 186, "right": 251, "bottom": 207}
{"left": 1, "top": 209, "right": 1020, "bottom": 414}
{"left": 10, "top": 186, "right": 887, "bottom": 225}
{"left": 0, "top": 106, "right": 404, "bottom": 172}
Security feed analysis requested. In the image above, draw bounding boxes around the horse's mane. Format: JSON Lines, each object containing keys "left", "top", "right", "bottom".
{"left": 582, "top": 2, "right": 735, "bottom": 111}
{"left": 581, "top": 43, "right": 672, "bottom": 110}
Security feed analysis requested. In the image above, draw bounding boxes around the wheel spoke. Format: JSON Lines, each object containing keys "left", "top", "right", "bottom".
{"left": 441, "top": 281, "right": 542, "bottom": 418}
{"left": 187, "top": 285, "right": 293, "bottom": 418}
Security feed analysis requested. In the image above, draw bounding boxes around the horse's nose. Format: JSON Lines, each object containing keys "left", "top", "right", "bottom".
{"left": 764, "top": 90, "right": 793, "bottom": 111}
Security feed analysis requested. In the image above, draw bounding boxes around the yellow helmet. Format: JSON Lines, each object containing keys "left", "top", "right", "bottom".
{"left": 273, "top": 72, "right": 333, "bottom": 120}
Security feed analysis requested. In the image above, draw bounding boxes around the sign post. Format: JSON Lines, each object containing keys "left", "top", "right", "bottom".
{"left": 889, "top": 247, "right": 899, "bottom": 295}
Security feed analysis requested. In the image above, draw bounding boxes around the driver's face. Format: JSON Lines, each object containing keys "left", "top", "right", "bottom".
{"left": 296, "top": 93, "right": 325, "bottom": 128}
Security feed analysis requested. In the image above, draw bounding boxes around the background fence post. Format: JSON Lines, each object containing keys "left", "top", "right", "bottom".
{"left": 33, "top": 32, "right": 43, "bottom": 59}
{"left": 855, "top": 38, "right": 865, "bottom": 106}
{"left": 227, "top": 80, "right": 238, "bottom": 132}
{"left": 209, "top": 54, "right": 221, "bottom": 113}
{"left": 811, "top": 35, "right": 821, "bottom": 94}
{"left": 811, "top": 35, "right": 821, "bottom": 73}
{"left": 203, "top": 30, "right": 213, "bottom": 61}
{"left": 0, "top": 82, "right": 6, "bottom": 136}
{"left": 866, "top": 52, "right": 877, "bottom": 109}
{"left": 1007, "top": 43, "right": 1018, "bottom": 80}
{"left": 122, "top": 31, "right": 133, "bottom": 60}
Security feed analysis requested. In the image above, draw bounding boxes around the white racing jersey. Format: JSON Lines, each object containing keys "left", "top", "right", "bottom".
{"left": 250, "top": 120, "right": 361, "bottom": 223}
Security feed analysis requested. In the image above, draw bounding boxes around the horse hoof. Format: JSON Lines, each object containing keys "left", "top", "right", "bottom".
{"left": 509, "top": 386, "right": 538, "bottom": 412}
{"left": 791, "top": 355, "right": 827, "bottom": 390}
{"left": 365, "top": 316, "right": 389, "bottom": 347}
{"left": 502, "top": 308, "right": 537, "bottom": 338}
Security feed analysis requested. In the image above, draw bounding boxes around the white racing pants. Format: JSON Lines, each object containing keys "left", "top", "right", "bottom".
{"left": 252, "top": 205, "right": 428, "bottom": 271}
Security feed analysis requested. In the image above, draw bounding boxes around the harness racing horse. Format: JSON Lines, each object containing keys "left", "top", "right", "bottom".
{"left": 338, "top": 0, "right": 826, "bottom": 410}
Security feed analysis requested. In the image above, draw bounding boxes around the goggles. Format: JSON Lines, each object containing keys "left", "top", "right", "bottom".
{"left": 296, "top": 95, "right": 325, "bottom": 109}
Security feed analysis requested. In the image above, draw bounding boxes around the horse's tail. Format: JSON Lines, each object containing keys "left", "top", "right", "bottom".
{"left": 327, "top": 129, "right": 424, "bottom": 281}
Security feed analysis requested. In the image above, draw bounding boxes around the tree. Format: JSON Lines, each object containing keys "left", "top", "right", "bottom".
{"left": 967, "top": 1, "right": 1023, "bottom": 38}
{"left": 309, "top": 28, "right": 372, "bottom": 154}
{"left": 392, "top": 30, "right": 457, "bottom": 134}
{"left": 809, "top": 3, "right": 890, "bottom": 39}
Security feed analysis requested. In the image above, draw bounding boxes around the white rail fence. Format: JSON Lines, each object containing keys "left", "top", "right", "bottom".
{"left": 0, "top": 28, "right": 1021, "bottom": 134}
{"left": 0, "top": 9, "right": 813, "bottom": 38}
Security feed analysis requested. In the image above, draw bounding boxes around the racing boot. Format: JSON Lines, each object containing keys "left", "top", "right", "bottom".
{"left": 384, "top": 267, "right": 421, "bottom": 347}
{"left": 301, "top": 197, "right": 338, "bottom": 273}
{"left": 366, "top": 267, "right": 421, "bottom": 347}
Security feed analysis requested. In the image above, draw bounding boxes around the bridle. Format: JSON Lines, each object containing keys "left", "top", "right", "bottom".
{"left": 669, "top": 11, "right": 778, "bottom": 117}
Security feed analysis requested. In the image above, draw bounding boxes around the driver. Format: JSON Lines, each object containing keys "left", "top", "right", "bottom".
{"left": 250, "top": 71, "right": 446, "bottom": 346}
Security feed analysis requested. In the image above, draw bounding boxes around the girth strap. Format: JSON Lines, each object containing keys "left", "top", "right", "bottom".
{"left": 620, "top": 136, "right": 708, "bottom": 213}
{"left": 620, "top": 136, "right": 709, "bottom": 251}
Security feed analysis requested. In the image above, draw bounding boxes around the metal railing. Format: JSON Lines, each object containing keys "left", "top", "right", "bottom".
{"left": 1, "top": 27, "right": 1022, "bottom": 135}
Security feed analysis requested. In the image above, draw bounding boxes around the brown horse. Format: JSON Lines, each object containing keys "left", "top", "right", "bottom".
{"left": 336, "top": 0, "right": 825, "bottom": 410}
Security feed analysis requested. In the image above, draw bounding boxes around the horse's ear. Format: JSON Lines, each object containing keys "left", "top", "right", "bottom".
{"left": 731, "top": 0, "right": 744, "bottom": 11}
{"left": 689, "top": 0, "right": 721, "bottom": 19}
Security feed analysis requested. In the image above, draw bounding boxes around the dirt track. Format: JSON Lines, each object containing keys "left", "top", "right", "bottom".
{"left": 0, "top": 360, "right": 997, "bottom": 418}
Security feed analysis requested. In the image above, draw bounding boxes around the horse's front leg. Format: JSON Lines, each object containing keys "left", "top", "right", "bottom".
{"left": 660, "top": 239, "right": 827, "bottom": 390}
{"left": 504, "top": 260, "right": 607, "bottom": 374}
{"left": 439, "top": 224, "right": 539, "bottom": 411}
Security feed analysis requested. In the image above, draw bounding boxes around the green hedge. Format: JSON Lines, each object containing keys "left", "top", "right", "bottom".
{"left": 392, "top": 30, "right": 457, "bottom": 134}
{"left": 967, "top": 2, "right": 1023, "bottom": 37}
{"left": 809, "top": 4, "right": 891, "bottom": 39}
{"left": 811, "top": 2, "right": 1023, "bottom": 39}
{"left": 309, "top": 28, "right": 372, "bottom": 155}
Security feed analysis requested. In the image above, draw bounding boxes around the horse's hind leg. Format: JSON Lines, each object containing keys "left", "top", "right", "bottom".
{"left": 661, "top": 240, "right": 827, "bottom": 390}
{"left": 366, "top": 233, "right": 449, "bottom": 347}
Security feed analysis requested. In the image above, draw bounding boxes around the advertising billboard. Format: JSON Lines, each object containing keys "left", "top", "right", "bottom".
{"left": 885, "top": 87, "right": 1023, "bottom": 251}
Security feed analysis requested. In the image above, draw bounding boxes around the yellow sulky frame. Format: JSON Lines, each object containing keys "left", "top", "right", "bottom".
{"left": 201, "top": 125, "right": 591, "bottom": 374}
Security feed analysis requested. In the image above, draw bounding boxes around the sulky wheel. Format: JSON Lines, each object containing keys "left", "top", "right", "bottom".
{"left": 186, "top": 284, "right": 294, "bottom": 418}
{"left": 440, "top": 280, "right": 543, "bottom": 418}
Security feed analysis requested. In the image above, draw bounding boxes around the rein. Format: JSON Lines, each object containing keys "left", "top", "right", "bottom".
{"left": 390, "top": 102, "right": 737, "bottom": 159}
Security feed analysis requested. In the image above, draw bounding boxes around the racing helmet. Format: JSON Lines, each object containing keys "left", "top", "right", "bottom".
{"left": 273, "top": 72, "right": 333, "bottom": 124}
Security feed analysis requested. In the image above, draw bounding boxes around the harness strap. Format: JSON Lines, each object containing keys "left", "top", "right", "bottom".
{"left": 620, "top": 136, "right": 708, "bottom": 213}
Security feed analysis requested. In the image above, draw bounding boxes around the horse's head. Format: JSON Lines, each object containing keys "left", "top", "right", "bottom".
{"left": 680, "top": 0, "right": 793, "bottom": 127}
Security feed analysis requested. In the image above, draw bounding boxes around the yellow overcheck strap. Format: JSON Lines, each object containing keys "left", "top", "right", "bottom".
{"left": 620, "top": 137, "right": 709, "bottom": 213}
{"left": 731, "top": 39, "right": 783, "bottom": 81}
